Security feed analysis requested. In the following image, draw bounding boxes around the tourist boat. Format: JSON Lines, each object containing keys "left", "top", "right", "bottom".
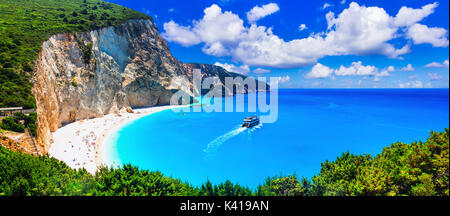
{"left": 242, "top": 116, "right": 260, "bottom": 128}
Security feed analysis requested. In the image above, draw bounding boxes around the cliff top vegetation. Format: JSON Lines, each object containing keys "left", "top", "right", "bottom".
{"left": 0, "top": 0, "right": 151, "bottom": 109}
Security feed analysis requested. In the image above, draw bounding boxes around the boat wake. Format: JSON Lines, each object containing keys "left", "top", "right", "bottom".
{"left": 203, "top": 123, "right": 263, "bottom": 155}
{"left": 203, "top": 126, "right": 247, "bottom": 154}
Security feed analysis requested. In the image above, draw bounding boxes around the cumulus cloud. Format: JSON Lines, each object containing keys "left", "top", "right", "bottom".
{"left": 163, "top": 4, "right": 246, "bottom": 55}
{"left": 395, "top": 3, "right": 448, "bottom": 47}
{"left": 428, "top": 73, "right": 443, "bottom": 81}
{"left": 335, "top": 61, "right": 378, "bottom": 76}
{"left": 399, "top": 80, "right": 424, "bottom": 88}
{"left": 408, "top": 75, "right": 418, "bottom": 80}
{"left": 162, "top": 21, "right": 201, "bottom": 46}
{"left": 270, "top": 75, "right": 291, "bottom": 87}
{"left": 163, "top": 3, "right": 448, "bottom": 68}
{"left": 298, "top": 24, "right": 307, "bottom": 31}
{"left": 253, "top": 68, "right": 271, "bottom": 74}
{"left": 321, "top": 3, "right": 332, "bottom": 10}
{"left": 376, "top": 65, "right": 395, "bottom": 77}
{"left": 425, "top": 59, "right": 449, "bottom": 68}
{"left": 277, "top": 75, "right": 291, "bottom": 83}
{"left": 406, "top": 24, "right": 449, "bottom": 47}
{"left": 400, "top": 64, "right": 415, "bottom": 71}
{"left": 277, "top": 75, "right": 291, "bottom": 84}
{"left": 247, "top": 3, "right": 280, "bottom": 23}
{"left": 306, "top": 62, "right": 398, "bottom": 79}
{"left": 214, "top": 62, "right": 250, "bottom": 75}
{"left": 305, "top": 63, "right": 334, "bottom": 79}
{"left": 394, "top": 3, "right": 438, "bottom": 27}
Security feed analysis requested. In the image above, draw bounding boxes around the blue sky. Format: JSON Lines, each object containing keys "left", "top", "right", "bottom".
{"left": 106, "top": 0, "right": 449, "bottom": 88}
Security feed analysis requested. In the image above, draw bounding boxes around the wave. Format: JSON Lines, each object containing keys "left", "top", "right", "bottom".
{"left": 203, "top": 126, "right": 247, "bottom": 154}
{"left": 203, "top": 123, "right": 263, "bottom": 155}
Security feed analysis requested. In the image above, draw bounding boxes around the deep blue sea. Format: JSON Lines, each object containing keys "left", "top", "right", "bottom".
{"left": 109, "top": 89, "right": 449, "bottom": 188}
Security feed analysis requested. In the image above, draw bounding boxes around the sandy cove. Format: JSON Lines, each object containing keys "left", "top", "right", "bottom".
{"left": 49, "top": 105, "right": 187, "bottom": 174}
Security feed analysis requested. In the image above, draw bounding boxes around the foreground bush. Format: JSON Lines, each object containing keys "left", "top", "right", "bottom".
{"left": 312, "top": 129, "right": 449, "bottom": 196}
{"left": 0, "top": 112, "right": 37, "bottom": 135}
{"left": 0, "top": 129, "right": 448, "bottom": 196}
{"left": 0, "top": 117, "right": 24, "bottom": 133}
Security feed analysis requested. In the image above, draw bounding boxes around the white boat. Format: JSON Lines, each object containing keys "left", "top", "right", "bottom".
{"left": 242, "top": 116, "right": 260, "bottom": 128}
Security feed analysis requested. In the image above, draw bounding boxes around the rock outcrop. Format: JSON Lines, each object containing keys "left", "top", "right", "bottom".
{"left": 32, "top": 19, "right": 268, "bottom": 153}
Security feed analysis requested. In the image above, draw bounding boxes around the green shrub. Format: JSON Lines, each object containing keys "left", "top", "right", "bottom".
{"left": 0, "top": 116, "right": 24, "bottom": 133}
{"left": 312, "top": 129, "right": 449, "bottom": 196}
{"left": 79, "top": 42, "right": 93, "bottom": 64}
{"left": 13, "top": 112, "right": 37, "bottom": 136}
{"left": 27, "top": 123, "right": 37, "bottom": 137}
{"left": 0, "top": 112, "right": 37, "bottom": 135}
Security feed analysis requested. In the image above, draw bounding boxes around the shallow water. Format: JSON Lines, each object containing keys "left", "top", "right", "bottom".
{"left": 109, "top": 89, "right": 449, "bottom": 188}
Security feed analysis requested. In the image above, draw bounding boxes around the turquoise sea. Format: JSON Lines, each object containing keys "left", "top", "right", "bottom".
{"left": 108, "top": 89, "right": 449, "bottom": 188}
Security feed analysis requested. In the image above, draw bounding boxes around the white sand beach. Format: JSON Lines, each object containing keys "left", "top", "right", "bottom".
{"left": 49, "top": 105, "right": 186, "bottom": 174}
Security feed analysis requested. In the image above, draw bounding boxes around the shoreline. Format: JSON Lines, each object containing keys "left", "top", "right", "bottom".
{"left": 50, "top": 105, "right": 187, "bottom": 174}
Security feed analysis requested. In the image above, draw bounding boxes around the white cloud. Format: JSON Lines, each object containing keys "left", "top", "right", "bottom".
{"left": 272, "top": 75, "right": 291, "bottom": 87}
{"left": 253, "top": 68, "right": 271, "bottom": 74}
{"left": 305, "top": 63, "right": 334, "bottom": 79}
{"left": 428, "top": 73, "right": 443, "bottom": 81}
{"left": 162, "top": 21, "right": 201, "bottom": 46}
{"left": 399, "top": 80, "right": 424, "bottom": 88}
{"left": 298, "top": 24, "right": 307, "bottom": 31}
{"left": 400, "top": 64, "right": 414, "bottom": 71}
{"left": 395, "top": 3, "right": 449, "bottom": 48}
{"left": 387, "top": 66, "right": 395, "bottom": 72}
{"left": 425, "top": 62, "right": 443, "bottom": 68}
{"left": 164, "top": 4, "right": 246, "bottom": 55}
{"left": 376, "top": 65, "right": 395, "bottom": 77}
{"left": 394, "top": 2, "right": 438, "bottom": 27}
{"left": 163, "top": 3, "right": 448, "bottom": 68}
{"left": 214, "top": 62, "right": 250, "bottom": 75}
{"left": 335, "top": 61, "right": 378, "bottom": 76}
{"left": 425, "top": 59, "right": 449, "bottom": 68}
{"left": 277, "top": 75, "right": 291, "bottom": 83}
{"left": 247, "top": 3, "right": 280, "bottom": 23}
{"left": 407, "top": 24, "right": 449, "bottom": 47}
{"left": 168, "top": 8, "right": 175, "bottom": 13}
{"left": 322, "top": 3, "right": 332, "bottom": 10}
{"left": 376, "top": 66, "right": 395, "bottom": 77}
{"left": 408, "top": 75, "right": 418, "bottom": 80}
{"left": 306, "top": 62, "right": 399, "bottom": 79}
{"left": 340, "top": 0, "right": 346, "bottom": 5}
{"left": 324, "top": 3, "right": 408, "bottom": 58}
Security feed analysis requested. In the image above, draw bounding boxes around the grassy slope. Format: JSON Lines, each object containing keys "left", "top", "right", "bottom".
{"left": 0, "top": 0, "right": 151, "bottom": 108}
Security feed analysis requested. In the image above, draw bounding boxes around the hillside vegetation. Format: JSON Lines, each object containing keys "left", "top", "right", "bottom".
{"left": 1, "top": 129, "right": 448, "bottom": 196}
{"left": 0, "top": 0, "right": 151, "bottom": 108}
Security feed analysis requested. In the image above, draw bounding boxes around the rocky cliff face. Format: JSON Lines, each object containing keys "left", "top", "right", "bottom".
{"left": 184, "top": 63, "right": 269, "bottom": 96}
{"left": 32, "top": 19, "right": 267, "bottom": 153}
